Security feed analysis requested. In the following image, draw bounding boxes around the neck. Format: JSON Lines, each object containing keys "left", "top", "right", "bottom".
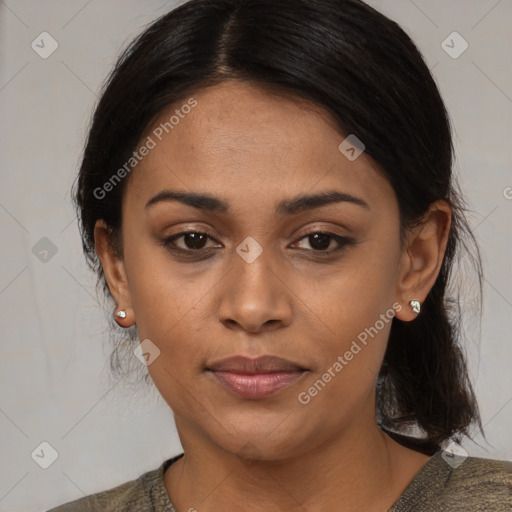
{"left": 164, "top": 413, "right": 430, "bottom": 512}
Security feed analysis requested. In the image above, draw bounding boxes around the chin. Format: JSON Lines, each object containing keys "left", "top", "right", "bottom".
{"left": 204, "top": 417, "right": 314, "bottom": 463}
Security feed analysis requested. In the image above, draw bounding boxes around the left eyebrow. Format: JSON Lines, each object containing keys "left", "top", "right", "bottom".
{"left": 144, "top": 189, "right": 370, "bottom": 214}
{"left": 276, "top": 190, "right": 370, "bottom": 215}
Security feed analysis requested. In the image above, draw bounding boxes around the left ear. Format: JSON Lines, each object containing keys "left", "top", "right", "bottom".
{"left": 394, "top": 200, "right": 452, "bottom": 322}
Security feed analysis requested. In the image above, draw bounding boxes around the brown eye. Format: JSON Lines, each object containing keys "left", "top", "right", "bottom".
{"left": 179, "top": 232, "right": 208, "bottom": 250}
{"left": 304, "top": 232, "right": 332, "bottom": 251}
{"left": 293, "top": 231, "right": 352, "bottom": 253}
{"left": 163, "top": 230, "right": 221, "bottom": 253}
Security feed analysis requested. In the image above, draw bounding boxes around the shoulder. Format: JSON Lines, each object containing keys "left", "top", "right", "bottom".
{"left": 451, "top": 454, "right": 512, "bottom": 482}
{"left": 46, "top": 455, "right": 182, "bottom": 512}
{"left": 46, "top": 469, "right": 159, "bottom": 512}
{"left": 441, "top": 455, "right": 512, "bottom": 505}
{"left": 391, "top": 452, "right": 512, "bottom": 511}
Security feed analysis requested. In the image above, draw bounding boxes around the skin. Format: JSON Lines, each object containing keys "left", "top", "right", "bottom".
{"left": 95, "top": 80, "right": 451, "bottom": 511}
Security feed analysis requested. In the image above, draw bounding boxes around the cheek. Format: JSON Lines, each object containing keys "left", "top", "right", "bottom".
{"left": 122, "top": 230, "right": 206, "bottom": 332}
{"left": 292, "top": 239, "right": 401, "bottom": 388}
{"left": 298, "top": 237, "right": 400, "bottom": 326}
{"left": 291, "top": 265, "right": 397, "bottom": 429}
{"left": 122, "top": 234, "right": 224, "bottom": 402}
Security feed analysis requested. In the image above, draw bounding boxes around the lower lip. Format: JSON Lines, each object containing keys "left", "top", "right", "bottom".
{"left": 208, "top": 370, "right": 306, "bottom": 399}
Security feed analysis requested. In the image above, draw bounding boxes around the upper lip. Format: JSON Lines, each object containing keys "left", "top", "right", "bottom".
{"left": 206, "top": 355, "right": 306, "bottom": 374}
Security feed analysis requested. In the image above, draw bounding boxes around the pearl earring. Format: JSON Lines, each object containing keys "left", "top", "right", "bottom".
{"left": 116, "top": 310, "right": 127, "bottom": 319}
{"left": 409, "top": 300, "right": 421, "bottom": 314}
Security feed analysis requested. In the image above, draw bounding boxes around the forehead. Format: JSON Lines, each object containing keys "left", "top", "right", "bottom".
{"left": 125, "top": 81, "right": 395, "bottom": 214}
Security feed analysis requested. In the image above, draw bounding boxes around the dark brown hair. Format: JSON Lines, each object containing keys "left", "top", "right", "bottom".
{"left": 73, "top": 0, "right": 483, "bottom": 451}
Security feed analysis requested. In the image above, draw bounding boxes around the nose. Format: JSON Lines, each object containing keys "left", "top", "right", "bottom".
{"left": 217, "top": 247, "right": 293, "bottom": 334}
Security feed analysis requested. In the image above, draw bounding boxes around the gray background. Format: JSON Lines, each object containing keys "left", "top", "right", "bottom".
{"left": 0, "top": 1, "right": 511, "bottom": 511}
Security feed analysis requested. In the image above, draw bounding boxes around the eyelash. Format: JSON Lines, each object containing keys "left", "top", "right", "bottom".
{"left": 162, "top": 229, "right": 354, "bottom": 259}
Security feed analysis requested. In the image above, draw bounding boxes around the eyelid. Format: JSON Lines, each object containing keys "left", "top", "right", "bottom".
{"left": 291, "top": 220, "right": 351, "bottom": 239}
{"left": 292, "top": 223, "right": 350, "bottom": 239}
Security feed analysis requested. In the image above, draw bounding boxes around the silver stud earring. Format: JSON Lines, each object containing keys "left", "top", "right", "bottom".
{"left": 409, "top": 300, "right": 421, "bottom": 314}
{"left": 116, "top": 310, "right": 127, "bottom": 319}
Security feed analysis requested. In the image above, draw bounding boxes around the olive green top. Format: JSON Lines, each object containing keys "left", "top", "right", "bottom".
{"left": 48, "top": 451, "right": 512, "bottom": 511}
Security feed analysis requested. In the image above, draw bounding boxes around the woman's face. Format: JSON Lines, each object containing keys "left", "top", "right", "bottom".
{"left": 104, "top": 81, "right": 412, "bottom": 459}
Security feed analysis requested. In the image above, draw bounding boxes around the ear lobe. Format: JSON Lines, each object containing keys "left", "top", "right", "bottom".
{"left": 94, "top": 219, "right": 132, "bottom": 308}
{"left": 394, "top": 200, "right": 451, "bottom": 321}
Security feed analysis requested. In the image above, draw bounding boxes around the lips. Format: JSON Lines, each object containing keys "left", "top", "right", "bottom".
{"left": 206, "top": 355, "right": 308, "bottom": 399}
{"left": 207, "top": 355, "right": 305, "bottom": 374}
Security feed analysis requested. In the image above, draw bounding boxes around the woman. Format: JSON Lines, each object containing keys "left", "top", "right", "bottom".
{"left": 49, "top": 0, "right": 512, "bottom": 510}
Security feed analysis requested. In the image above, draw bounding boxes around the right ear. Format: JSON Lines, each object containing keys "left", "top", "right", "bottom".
{"left": 94, "top": 219, "right": 135, "bottom": 327}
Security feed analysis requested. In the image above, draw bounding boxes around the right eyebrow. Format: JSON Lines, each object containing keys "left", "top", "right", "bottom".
{"left": 145, "top": 190, "right": 228, "bottom": 213}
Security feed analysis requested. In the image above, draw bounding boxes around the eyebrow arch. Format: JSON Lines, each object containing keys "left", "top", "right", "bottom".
{"left": 144, "top": 189, "right": 370, "bottom": 214}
